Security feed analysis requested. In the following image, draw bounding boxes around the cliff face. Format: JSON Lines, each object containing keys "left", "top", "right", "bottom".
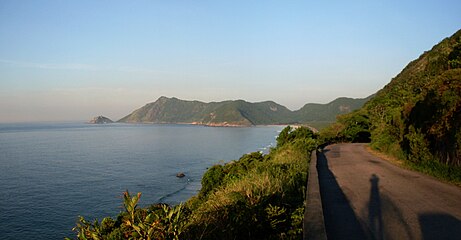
{"left": 88, "top": 116, "right": 114, "bottom": 124}
{"left": 118, "top": 96, "right": 370, "bottom": 126}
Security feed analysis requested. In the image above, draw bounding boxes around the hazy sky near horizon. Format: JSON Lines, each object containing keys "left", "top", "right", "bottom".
{"left": 1, "top": 1, "right": 460, "bottom": 122}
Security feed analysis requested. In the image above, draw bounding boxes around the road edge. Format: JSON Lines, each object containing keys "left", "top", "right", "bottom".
{"left": 303, "top": 150, "right": 327, "bottom": 240}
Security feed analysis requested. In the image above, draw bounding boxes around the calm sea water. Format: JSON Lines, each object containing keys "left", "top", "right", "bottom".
{"left": 0, "top": 122, "right": 282, "bottom": 239}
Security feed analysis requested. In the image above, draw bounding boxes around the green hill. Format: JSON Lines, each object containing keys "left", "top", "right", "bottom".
{"left": 118, "top": 97, "right": 292, "bottom": 126}
{"left": 118, "top": 96, "right": 370, "bottom": 127}
{"left": 323, "top": 29, "right": 461, "bottom": 173}
{"left": 366, "top": 29, "right": 461, "bottom": 168}
{"left": 294, "top": 95, "right": 374, "bottom": 122}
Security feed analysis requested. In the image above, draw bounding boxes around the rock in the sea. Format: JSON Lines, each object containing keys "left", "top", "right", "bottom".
{"left": 88, "top": 116, "right": 114, "bottom": 124}
{"left": 176, "top": 172, "right": 185, "bottom": 178}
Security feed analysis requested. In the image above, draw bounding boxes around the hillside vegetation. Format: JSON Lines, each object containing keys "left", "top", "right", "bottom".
{"left": 69, "top": 126, "right": 317, "bottom": 239}
{"left": 322, "top": 29, "right": 461, "bottom": 182}
{"left": 294, "top": 96, "right": 372, "bottom": 122}
{"left": 118, "top": 96, "right": 370, "bottom": 127}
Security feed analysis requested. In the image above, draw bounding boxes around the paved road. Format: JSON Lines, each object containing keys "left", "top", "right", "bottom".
{"left": 318, "top": 143, "right": 461, "bottom": 240}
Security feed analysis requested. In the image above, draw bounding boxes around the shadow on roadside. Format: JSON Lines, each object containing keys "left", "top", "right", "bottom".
{"left": 419, "top": 213, "right": 461, "bottom": 240}
{"left": 367, "top": 175, "right": 461, "bottom": 240}
{"left": 317, "top": 151, "right": 366, "bottom": 240}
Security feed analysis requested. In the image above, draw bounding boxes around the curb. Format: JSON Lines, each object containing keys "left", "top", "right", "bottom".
{"left": 303, "top": 150, "right": 327, "bottom": 240}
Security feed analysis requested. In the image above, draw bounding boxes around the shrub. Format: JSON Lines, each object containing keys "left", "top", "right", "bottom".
{"left": 199, "top": 164, "right": 225, "bottom": 198}
{"left": 68, "top": 191, "right": 184, "bottom": 240}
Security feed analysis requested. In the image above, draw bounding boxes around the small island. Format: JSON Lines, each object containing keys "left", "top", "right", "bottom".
{"left": 88, "top": 116, "right": 114, "bottom": 124}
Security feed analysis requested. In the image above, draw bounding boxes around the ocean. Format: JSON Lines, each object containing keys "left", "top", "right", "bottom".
{"left": 0, "top": 122, "right": 283, "bottom": 239}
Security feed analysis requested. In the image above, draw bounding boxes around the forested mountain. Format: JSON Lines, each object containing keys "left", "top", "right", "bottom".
{"left": 118, "top": 96, "right": 370, "bottom": 126}
{"left": 366, "top": 29, "right": 461, "bottom": 167}
{"left": 118, "top": 97, "right": 292, "bottom": 126}
{"left": 294, "top": 96, "right": 373, "bottom": 122}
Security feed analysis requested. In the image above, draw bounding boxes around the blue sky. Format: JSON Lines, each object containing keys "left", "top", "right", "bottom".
{"left": 0, "top": 1, "right": 460, "bottom": 122}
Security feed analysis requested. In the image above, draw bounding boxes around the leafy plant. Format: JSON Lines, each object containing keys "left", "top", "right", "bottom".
{"left": 68, "top": 191, "right": 184, "bottom": 240}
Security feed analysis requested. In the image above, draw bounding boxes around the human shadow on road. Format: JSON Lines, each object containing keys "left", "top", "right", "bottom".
{"left": 366, "top": 175, "right": 461, "bottom": 240}
{"left": 368, "top": 174, "right": 383, "bottom": 240}
{"left": 365, "top": 174, "right": 414, "bottom": 240}
{"left": 317, "top": 151, "right": 366, "bottom": 240}
{"left": 419, "top": 213, "right": 461, "bottom": 240}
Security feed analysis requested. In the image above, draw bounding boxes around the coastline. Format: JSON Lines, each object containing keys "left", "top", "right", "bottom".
{"left": 117, "top": 120, "right": 317, "bottom": 130}
{"left": 1, "top": 123, "right": 281, "bottom": 239}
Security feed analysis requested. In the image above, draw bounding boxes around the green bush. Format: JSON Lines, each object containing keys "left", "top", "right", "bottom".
{"left": 68, "top": 192, "right": 184, "bottom": 240}
{"left": 319, "top": 109, "right": 371, "bottom": 144}
{"left": 199, "top": 164, "right": 225, "bottom": 198}
{"left": 404, "top": 125, "right": 433, "bottom": 163}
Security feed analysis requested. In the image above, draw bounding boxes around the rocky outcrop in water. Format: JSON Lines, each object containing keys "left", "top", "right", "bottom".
{"left": 88, "top": 116, "right": 114, "bottom": 124}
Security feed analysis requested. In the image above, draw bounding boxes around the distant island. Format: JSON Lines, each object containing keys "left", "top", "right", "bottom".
{"left": 88, "top": 116, "right": 114, "bottom": 124}
{"left": 117, "top": 95, "right": 372, "bottom": 127}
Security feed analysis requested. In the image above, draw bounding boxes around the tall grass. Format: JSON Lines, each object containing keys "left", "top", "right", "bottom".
{"left": 407, "top": 160, "right": 461, "bottom": 186}
{"left": 183, "top": 129, "right": 315, "bottom": 239}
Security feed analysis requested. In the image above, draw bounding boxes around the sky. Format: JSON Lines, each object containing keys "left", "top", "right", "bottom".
{"left": 0, "top": 1, "right": 460, "bottom": 122}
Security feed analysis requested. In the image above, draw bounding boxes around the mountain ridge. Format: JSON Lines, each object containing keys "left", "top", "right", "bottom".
{"left": 118, "top": 95, "right": 372, "bottom": 127}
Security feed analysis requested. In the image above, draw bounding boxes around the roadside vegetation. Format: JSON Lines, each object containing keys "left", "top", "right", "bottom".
{"left": 319, "top": 29, "right": 461, "bottom": 185}
{"left": 68, "top": 126, "right": 317, "bottom": 239}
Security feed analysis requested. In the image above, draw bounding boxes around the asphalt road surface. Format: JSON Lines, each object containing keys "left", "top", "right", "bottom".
{"left": 318, "top": 143, "right": 461, "bottom": 240}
